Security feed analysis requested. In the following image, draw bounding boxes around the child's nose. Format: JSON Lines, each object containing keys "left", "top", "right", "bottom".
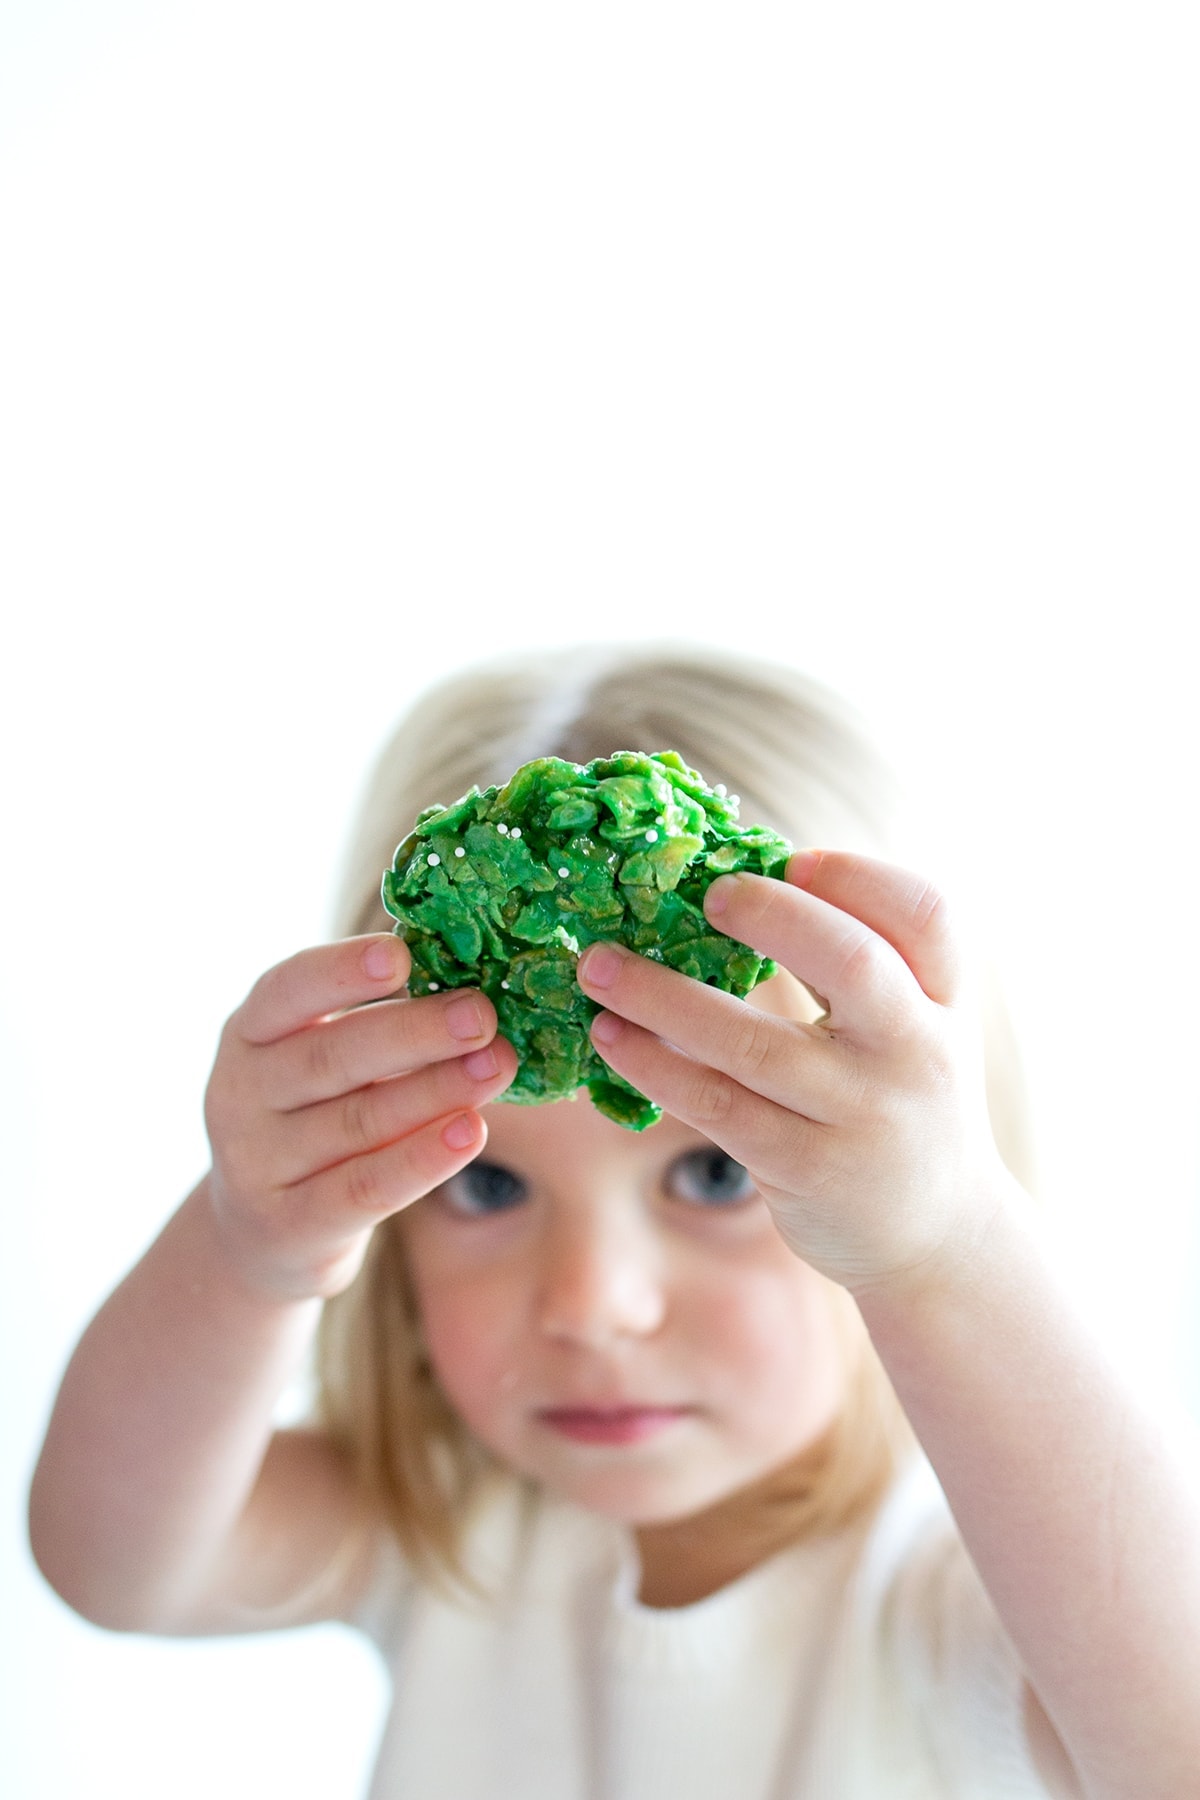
{"left": 535, "top": 1210, "right": 667, "bottom": 1346}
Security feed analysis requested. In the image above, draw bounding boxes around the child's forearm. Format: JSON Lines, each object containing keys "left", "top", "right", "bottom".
{"left": 856, "top": 1181, "right": 1200, "bottom": 1800}
{"left": 29, "top": 935, "right": 513, "bottom": 1635}
{"left": 28, "top": 1175, "right": 321, "bottom": 1633}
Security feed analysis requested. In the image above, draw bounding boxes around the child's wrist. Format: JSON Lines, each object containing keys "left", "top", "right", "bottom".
{"left": 188, "top": 1172, "right": 335, "bottom": 1311}
{"left": 852, "top": 1172, "right": 1034, "bottom": 1333}
{"left": 846, "top": 1165, "right": 1032, "bottom": 1320}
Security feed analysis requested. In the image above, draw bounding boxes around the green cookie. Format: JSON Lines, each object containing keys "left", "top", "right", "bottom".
{"left": 381, "top": 750, "right": 792, "bottom": 1130}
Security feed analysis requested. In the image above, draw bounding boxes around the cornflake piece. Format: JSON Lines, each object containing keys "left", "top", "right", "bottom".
{"left": 380, "top": 750, "right": 791, "bottom": 1130}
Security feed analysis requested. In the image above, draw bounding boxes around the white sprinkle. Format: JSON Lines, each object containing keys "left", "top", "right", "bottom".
{"left": 510, "top": 826, "right": 522, "bottom": 839}
{"left": 428, "top": 981, "right": 440, "bottom": 991}
{"left": 426, "top": 852, "right": 441, "bottom": 866}
{"left": 558, "top": 866, "right": 569, "bottom": 878}
{"left": 645, "top": 828, "right": 658, "bottom": 842}
{"left": 730, "top": 795, "right": 740, "bottom": 807}
{"left": 454, "top": 846, "right": 466, "bottom": 858}
{"left": 497, "top": 822, "right": 509, "bottom": 835}
{"left": 714, "top": 783, "right": 727, "bottom": 796}
{"left": 500, "top": 979, "right": 509, "bottom": 989}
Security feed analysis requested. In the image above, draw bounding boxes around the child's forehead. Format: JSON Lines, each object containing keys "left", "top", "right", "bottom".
{"left": 480, "top": 1089, "right": 701, "bottom": 1164}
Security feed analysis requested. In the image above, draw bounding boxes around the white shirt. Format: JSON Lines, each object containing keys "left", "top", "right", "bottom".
{"left": 349, "top": 1454, "right": 1050, "bottom": 1798}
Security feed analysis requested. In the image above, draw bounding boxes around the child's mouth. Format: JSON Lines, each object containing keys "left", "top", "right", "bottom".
{"left": 537, "top": 1408, "right": 691, "bottom": 1445}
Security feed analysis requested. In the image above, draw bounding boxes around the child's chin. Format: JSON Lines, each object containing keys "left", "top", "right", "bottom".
{"left": 537, "top": 1463, "right": 739, "bottom": 1529}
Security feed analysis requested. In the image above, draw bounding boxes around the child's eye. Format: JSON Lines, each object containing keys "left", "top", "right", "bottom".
{"left": 664, "top": 1147, "right": 757, "bottom": 1207}
{"left": 439, "top": 1160, "right": 529, "bottom": 1216}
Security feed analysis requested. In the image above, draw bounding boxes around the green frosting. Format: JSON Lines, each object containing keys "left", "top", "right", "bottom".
{"left": 381, "top": 751, "right": 792, "bottom": 1130}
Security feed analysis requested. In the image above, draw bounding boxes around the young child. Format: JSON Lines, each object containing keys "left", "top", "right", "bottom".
{"left": 29, "top": 644, "right": 1200, "bottom": 1799}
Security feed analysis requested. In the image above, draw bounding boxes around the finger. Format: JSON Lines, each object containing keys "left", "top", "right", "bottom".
{"left": 271, "top": 1038, "right": 519, "bottom": 1184}
{"left": 259, "top": 988, "right": 500, "bottom": 1110}
{"left": 576, "top": 940, "right": 843, "bottom": 1120}
{"left": 699, "top": 867, "right": 947, "bottom": 1042}
{"left": 284, "top": 1107, "right": 493, "bottom": 1232}
{"left": 235, "top": 936, "right": 412, "bottom": 1048}
{"left": 783, "top": 851, "right": 964, "bottom": 1005}
{"left": 588, "top": 1010, "right": 823, "bottom": 1191}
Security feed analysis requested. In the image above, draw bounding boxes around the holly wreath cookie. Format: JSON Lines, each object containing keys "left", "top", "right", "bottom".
{"left": 381, "top": 751, "right": 792, "bottom": 1130}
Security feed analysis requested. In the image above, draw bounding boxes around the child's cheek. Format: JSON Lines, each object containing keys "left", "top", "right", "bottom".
{"left": 414, "top": 1283, "right": 526, "bottom": 1444}
{"left": 701, "top": 1263, "right": 849, "bottom": 1447}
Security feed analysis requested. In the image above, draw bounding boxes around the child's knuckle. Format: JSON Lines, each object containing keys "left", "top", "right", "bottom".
{"left": 340, "top": 1087, "right": 379, "bottom": 1155}
{"left": 215, "top": 1135, "right": 248, "bottom": 1188}
{"left": 210, "top": 1018, "right": 251, "bottom": 1088}
{"left": 908, "top": 875, "right": 950, "bottom": 940}
{"left": 247, "top": 959, "right": 287, "bottom": 1017}
{"left": 685, "top": 1065, "right": 736, "bottom": 1127}
{"left": 216, "top": 1127, "right": 267, "bottom": 1200}
{"left": 835, "top": 928, "right": 878, "bottom": 993}
{"left": 305, "top": 1022, "right": 351, "bottom": 1093}
{"left": 204, "top": 1065, "right": 243, "bottom": 1142}
{"left": 343, "top": 1153, "right": 384, "bottom": 1216}
{"left": 728, "top": 1007, "right": 776, "bottom": 1081}
{"left": 762, "top": 1109, "right": 812, "bottom": 1180}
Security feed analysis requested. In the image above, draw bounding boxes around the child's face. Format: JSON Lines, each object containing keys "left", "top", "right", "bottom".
{"left": 398, "top": 1006, "right": 847, "bottom": 1527}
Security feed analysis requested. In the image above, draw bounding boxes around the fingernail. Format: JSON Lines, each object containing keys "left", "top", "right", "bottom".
{"left": 462, "top": 1046, "right": 499, "bottom": 1079}
{"left": 579, "top": 943, "right": 622, "bottom": 988}
{"left": 442, "top": 1113, "right": 478, "bottom": 1150}
{"left": 445, "top": 995, "right": 484, "bottom": 1040}
{"left": 591, "top": 1011, "right": 622, "bottom": 1046}
{"left": 704, "top": 875, "right": 737, "bottom": 917}
{"left": 364, "top": 939, "right": 401, "bottom": 980}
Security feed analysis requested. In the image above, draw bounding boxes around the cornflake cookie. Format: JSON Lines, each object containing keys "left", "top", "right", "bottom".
{"left": 381, "top": 751, "right": 792, "bottom": 1129}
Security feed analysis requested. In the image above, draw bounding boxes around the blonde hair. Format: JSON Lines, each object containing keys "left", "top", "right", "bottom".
{"left": 316, "top": 642, "right": 1034, "bottom": 1601}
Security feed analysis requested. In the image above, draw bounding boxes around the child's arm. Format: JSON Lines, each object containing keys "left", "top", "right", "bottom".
{"left": 29, "top": 933, "right": 516, "bottom": 1635}
{"left": 577, "top": 855, "right": 1200, "bottom": 1800}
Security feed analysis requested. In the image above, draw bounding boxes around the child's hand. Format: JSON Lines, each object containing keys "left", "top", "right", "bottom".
{"left": 202, "top": 935, "right": 517, "bottom": 1300}
{"left": 577, "top": 852, "right": 1015, "bottom": 1297}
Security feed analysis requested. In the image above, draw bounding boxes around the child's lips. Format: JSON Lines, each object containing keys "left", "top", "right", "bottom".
{"left": 537, "top": 1406, "right": 693, "bottom": 1445}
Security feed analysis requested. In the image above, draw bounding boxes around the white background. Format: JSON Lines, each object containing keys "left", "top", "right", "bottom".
{"left": 2, "top": 4, "right": 1197, "bottom": 1797}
